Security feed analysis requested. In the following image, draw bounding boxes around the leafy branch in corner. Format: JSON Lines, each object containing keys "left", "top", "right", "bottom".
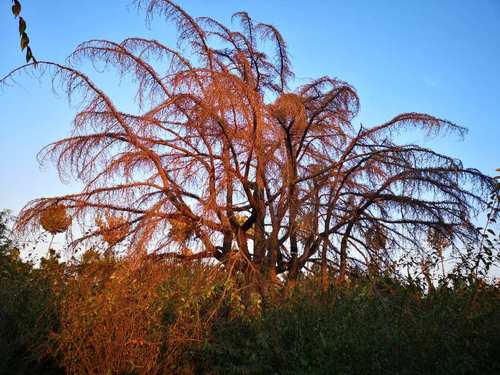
{"left": 11, "top": 0, "right": 36, "bottom": 63}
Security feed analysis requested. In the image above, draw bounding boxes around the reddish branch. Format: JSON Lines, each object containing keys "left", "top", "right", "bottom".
{"left": 1, "top": 0, "right": 493, "bottom": 287}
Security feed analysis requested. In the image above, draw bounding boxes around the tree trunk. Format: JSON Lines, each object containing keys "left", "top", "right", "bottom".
{"left": 339, "top": 222, "right": 354, "bottom": 282}
{"left": 320, "top": 237, "right": 329, "bottom": 293}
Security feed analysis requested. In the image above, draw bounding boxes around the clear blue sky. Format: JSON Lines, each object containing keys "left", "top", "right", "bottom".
{"left": 1, "top": 0, "right": 499, "bottom": 214}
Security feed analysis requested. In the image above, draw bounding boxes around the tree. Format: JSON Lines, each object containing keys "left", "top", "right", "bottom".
{"left": 1, "top": 0, "right": 494, "bottom": 291}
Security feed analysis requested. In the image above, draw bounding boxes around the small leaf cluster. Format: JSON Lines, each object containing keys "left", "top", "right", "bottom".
{"left": 11, "top": 0, "right": 36, "bottom": 63}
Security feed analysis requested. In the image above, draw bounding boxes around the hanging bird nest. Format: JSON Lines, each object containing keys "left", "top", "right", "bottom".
{"left": 96, "top": 214, "right": 130, "bottom": 246}
{"left": 426, "top": 225, "right": 452, "bottom": 253}
{"left": 365, "top": 224, "right": 387, "bottom": 252}
{"left": 270, "top": 93, "right": 307, "bottom": 132}
{"left": 169, "top": 216, "right": 196, "bottom": 243}
{"left": 39, "top": 204, "right": 72, "bottom": 234}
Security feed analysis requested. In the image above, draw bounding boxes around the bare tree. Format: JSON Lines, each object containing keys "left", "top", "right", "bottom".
{"left": 1, "top": 0, "right": 493, "bottom": 290}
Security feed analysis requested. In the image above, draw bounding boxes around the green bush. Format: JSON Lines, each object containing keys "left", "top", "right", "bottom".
{"left": 195, "top": 276, "right": 500, "bottom": 375}
{"left": 1, "top": 208, "right": 499, "bottom": 374}
{"left": 0, "top": 211, "right": 63, "bottom": 375}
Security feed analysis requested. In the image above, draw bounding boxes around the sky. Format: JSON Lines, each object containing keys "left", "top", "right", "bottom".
{"left": 1, "top": 0, "right": 499, "bottom": 217}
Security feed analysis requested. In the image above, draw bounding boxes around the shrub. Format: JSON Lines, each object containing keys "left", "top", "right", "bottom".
{"left": 195, "top": 276, "right": 500, "bottom": 375}
{"left": 0, "top": 211, "right": 63, "bottom": 375}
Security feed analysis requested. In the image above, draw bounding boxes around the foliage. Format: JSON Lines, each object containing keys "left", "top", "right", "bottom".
{"left": 1, "top": 0, "right": 494, "bottom": 289}
{"left": 477, "top": 169, "right": 500, "bottom": 274}
{"left": 451, "top": 173, "right": 500, "bottom": 279}
{"left": 54, "top": 251, "right": 165, "bottom": 375}
{"left": 1, "top": 0, "right": 499, "bottom": 373}
{"left": 52, "top": 252, "right": 260, "bottom": 374}
{"left": 1, "top": 218, "right": 499, "bottom": 374}
{"left": 196, "top": 275, "right": 500, "bottom": 375}
{"left": 10, "top": 0, "right": 36, "bottom": 63}
{"left": 0, "top": 211, "right": 63, "bottom": 375}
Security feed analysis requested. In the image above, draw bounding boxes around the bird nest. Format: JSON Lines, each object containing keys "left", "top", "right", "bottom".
{"left": 270, "top": 93, "right": 307, "bottom": 132}
{"left": 39, "top": 204, "right": 72, "bottom": 234}
{"left": 169, "top": 217, "right": 196, "bottom": 243}
{"left": 96, "top": 215, "right": 130, "bottom": 246}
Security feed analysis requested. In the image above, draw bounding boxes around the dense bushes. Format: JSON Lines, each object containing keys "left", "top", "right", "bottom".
{"left": 0, "top": 212, "right": 63, "bottom": 375}
{"left": 1, "top": 210, "right": 499, "bottom": 374}
{"left": 196, "top": 277, "right": 500, "bottom": 374}
{"left": 55, "top": 253, "right": 224, "bottom": 374}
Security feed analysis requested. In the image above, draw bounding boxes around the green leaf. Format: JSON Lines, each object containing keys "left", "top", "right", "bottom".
{"left": 20, "top": 32, "right": 29, "bottom": 50}
{"left": 12, "top": 0, "right": 21, "bottom": 18}
{"left": 18, "top": 17, "right": 26, "bottom": 35}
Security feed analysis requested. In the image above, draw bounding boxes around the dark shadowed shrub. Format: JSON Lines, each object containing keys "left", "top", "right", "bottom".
{"left": 195, "top": 275, "right": 500, "bottom": 375}
{"left": 0, "top": 211, "right": 63, "bottom": 375}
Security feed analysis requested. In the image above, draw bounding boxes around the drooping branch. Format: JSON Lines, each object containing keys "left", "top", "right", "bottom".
{"left": 2, "top": 1, "right": 494, "bottom": 285}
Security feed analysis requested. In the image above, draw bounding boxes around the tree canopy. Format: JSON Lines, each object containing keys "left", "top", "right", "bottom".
{"left": 1, "top": 0, "right": 495, "bottom": 289}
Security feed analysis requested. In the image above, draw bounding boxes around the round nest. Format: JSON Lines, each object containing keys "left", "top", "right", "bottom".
{"left": 96, "top": 215, "right": 130, "bottom": 246}
{"left": 169, "top": 217, "right": 195, "bottom": 243}
{"left": 270, "top": 93, "right": 307, "bottom": 131}
{"left": 39, "top": 204, "right": 72, "bottom": 234}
